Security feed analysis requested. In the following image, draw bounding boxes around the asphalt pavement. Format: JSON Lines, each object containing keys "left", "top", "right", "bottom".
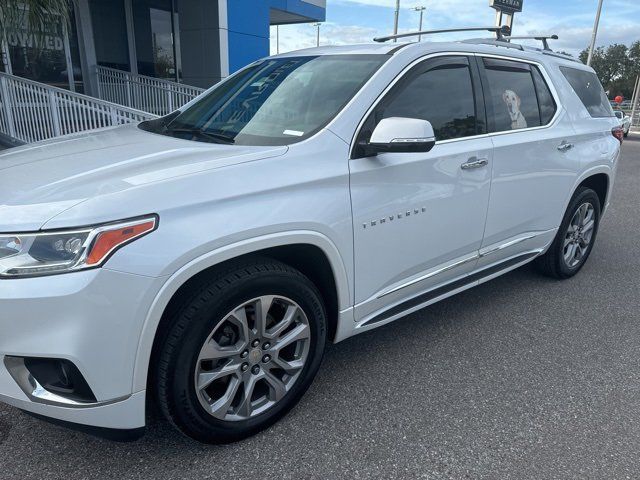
{"left": 1, "top": 137, "right": 640, "bottom": 479}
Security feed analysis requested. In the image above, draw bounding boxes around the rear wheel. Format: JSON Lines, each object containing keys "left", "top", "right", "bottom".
{"left": 156, "top": 258, "right": 327, "bottom": 443}
{"left": 535, "top": 187, "right": 601, "bottom": 279}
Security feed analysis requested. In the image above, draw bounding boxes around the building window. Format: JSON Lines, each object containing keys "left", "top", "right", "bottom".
{"left": 5, "top": 10, "right": 70, "bottom": 89}
{"left": 132, "top": 0, "right": 177, "bottom": 80}
{"left": 89, "top": 0, "right": 131, "bottom": 71}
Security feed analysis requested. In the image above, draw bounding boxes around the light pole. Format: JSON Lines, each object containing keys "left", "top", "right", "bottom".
{"left": 312, "top": 22, "right": 321, "bottom": 47}
{"left": 412, "top": 6, "right": 426, "bottom": 41}
{"left": 276, "top": 25, "right": 280, "bottom": 54}
{"left": 631, "top": 74, "right": 640, "bottom": 129}
{"left": 393, "top": 0, "right": 400, "bottom": 42}
{"left": 587, "top": 0, "right": 604, "bottom": 66}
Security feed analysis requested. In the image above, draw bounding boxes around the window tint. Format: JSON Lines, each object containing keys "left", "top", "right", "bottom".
{"left": 532, "top": 67, "right": 557, "bottom": 125}
{"left": 483, "top": 58, "right": 541, "bottom": 132}
{"left": 560, "top": 67, "right": 614, "bottom": 118}
{"left": 366, "top": 60, "right": 478, "bottom": 142}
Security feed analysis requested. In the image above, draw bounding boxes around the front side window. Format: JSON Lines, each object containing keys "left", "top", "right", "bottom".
{"left": 560, "top": 67, "right": 613, "bottom": 118}
{"left": 482, "top": 58, "right": 543, "bottom": 132}
{"left": 358, "top": 56, "right": 479, "bottom": 146}
{"left": 156, "top": 55, "right": 387, "bottom": 146}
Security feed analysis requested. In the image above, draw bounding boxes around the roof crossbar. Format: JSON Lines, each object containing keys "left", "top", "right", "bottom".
{"left": 373, "top": 25, "right": 511, "bottom": 43}
{"left": 505, "top": 35, "right": 559, "bottom": 51}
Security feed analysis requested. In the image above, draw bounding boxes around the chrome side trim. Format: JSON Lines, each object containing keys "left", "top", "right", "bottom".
{"left": 377, "top": 252, "right": 478, "bottom": 299}
{"left": 4, "top": 356, "right": 129, "bottom": 409}
{"left": 479, "top": 229, "right": 556, "bottom": 258}
{"left": 360, "top": 250, "right": 542, "bottom": 329}
{"left": 376, "top": 230, "right": 553, "bottom": 300}
{"left": 479, "top": 233, "right": 537, "bottom": 257}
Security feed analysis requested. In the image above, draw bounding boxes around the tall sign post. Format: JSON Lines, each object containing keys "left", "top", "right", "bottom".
{"left": 586, "top": 0, "right": 604, "bottom": 66}
{"left": 490, "top": 0, "right": 523, "bottom": 34}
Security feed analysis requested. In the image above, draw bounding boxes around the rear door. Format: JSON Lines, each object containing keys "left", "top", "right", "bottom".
{"left": 476, "top": 56, "right": 579, "bottom": 269}
{"left": 349, "top": 55, "right": 493, "bottom": 325}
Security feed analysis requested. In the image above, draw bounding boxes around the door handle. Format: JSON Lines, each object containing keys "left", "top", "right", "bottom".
{"left": 461, "top": 157, "right": 488, "bottom": 170}
{"left": 557, "top": 142, "right": 574, "bottom": 152}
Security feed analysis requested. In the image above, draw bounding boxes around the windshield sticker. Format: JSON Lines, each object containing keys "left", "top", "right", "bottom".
{"left": 283, "top": 129, "right": 304, "bottom": 136}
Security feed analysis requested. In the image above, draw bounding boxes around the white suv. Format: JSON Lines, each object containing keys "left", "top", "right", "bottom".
{"left": 0, "top": 34, "right": 621, "bottom": 443}
{"left": 614, "top": 110, "right": 631, "bottom": 137}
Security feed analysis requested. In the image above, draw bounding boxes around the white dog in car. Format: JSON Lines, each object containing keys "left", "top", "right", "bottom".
{"left": 503, "top": 89, "right": 528, "bottom": 129}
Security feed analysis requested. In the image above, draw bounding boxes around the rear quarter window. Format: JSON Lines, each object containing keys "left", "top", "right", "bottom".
{"left": 560, "top": 66, "right": 614, "bottom": 118}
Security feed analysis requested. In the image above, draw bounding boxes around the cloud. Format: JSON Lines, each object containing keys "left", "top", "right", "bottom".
{"left": 270, "top": 23, "right": 378, "bottom": 54}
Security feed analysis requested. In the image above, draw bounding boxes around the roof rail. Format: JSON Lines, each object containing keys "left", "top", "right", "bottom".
{"left": 542, "top": 50, "right": 583, "bottom": 64}
{"left": 461, "top": 38, "right": 524, "bottom": 50}
{"left": 505, "top": 35, "right": 558, "bottom": 51}
{"left": 373, "top": 25, "right": 511, "bottom": 43}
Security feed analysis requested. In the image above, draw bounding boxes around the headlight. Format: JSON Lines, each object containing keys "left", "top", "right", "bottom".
{"left": 0, "top": 216, "right": 157, "bottom": 278}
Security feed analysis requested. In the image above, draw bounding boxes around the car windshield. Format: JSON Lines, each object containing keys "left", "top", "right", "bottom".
{"left": 154, "top": 55, "right": 387, "bottom": 146}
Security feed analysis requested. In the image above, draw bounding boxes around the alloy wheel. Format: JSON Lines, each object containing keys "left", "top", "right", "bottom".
{"left": 563, "top": 202, "right": 595, "bottom": 268}
{"left": 194, "top": 295, "right": 311, "bottom": 421}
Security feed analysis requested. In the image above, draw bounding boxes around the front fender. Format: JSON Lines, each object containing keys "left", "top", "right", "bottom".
{"left": 130, "top": 230, "right": 351, "bottom": 393}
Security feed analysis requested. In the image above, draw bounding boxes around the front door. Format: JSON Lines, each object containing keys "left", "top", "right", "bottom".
{"left": 350, "top": 55, "right": 493, "bottom": 325}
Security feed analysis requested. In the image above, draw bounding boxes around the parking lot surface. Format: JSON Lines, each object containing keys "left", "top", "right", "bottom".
{"left": 1, "top": 137, "right": 639, "bottom": 480}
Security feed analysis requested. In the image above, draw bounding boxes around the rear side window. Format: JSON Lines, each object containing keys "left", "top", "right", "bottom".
{"left": 364, "top": 57, "right": 479, "bottom": 142}
{"left": 560, "top": 67, "right": 614, "bottom": 118}
{"left": 482, "top": 58, "right": 544, "bottom": 132}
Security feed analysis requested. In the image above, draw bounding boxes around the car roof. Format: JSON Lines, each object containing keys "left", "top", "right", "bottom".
{"left": 273, "top": 39, "right": 587, "bottom": 70}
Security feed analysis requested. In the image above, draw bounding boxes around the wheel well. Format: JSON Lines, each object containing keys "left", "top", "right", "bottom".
{"left": 148, "top": 244, "right": 340, "bottom": 388}
{"left": 579, "top": 173, "right": 608, "bottom": 211}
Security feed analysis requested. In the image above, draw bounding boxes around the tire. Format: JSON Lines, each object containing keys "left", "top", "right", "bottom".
{"left": 155, "top": 258, "right": 327, "bottom": 444}
{"left": 535, "top": 187, "right": 601, "bottom": 279}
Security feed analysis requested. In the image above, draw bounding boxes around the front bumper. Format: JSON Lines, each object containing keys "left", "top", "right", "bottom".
{"left": 0, "top": 268, "right": 164, "bottom": 429}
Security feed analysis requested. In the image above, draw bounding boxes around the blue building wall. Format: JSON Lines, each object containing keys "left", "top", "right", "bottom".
{"left": 226, "top": 0, "right": 326, "bottom": 73}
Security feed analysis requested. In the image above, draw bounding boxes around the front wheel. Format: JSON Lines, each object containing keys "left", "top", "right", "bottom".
{"left": 155, "top": 258, "right": 327, "bottom": 443}
{"left": 535, "top": 187, "right": 601, "bottom": 279}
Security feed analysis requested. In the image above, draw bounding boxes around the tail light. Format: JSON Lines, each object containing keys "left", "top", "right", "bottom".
{"left": 612, "top": 126, "right": 624, "bottom": 144}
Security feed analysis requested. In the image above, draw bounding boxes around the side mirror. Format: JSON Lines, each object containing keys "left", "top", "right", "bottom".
{"left": 360, "top": 117, "right": 436, "bottom": 156}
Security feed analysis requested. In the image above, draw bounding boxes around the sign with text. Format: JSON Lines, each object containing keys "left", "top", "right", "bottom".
{"left": 490, "top": 0, "right": 523, "bottom": 13}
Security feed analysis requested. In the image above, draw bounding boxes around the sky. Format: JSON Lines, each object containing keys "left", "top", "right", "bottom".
{"left": 269, "top": 0, "right": 640, "bottom": 57}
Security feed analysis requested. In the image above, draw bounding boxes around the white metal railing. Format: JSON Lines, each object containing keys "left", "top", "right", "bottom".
{"left": 0, "top": 72, "right": 155, "bottom": 144}
{"left": 97, "top": 66, "right": 205, "bottom": 116}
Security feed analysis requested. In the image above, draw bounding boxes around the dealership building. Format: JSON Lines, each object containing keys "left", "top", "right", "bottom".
{"left": 0, "top": 0, "right": 326, "bottom": 96}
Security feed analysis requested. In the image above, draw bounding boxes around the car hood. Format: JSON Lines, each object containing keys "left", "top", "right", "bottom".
{"left": 0, "top": 125, "right": 288, "bottom": 231}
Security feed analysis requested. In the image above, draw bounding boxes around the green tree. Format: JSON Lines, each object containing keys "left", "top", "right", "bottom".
{"left": 581, "top": 42, "right": 639, "bottom": 100}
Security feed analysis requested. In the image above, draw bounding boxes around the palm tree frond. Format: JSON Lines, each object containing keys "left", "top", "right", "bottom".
{"left": 1, "top": 0, "right": 72, "bottom": 38}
